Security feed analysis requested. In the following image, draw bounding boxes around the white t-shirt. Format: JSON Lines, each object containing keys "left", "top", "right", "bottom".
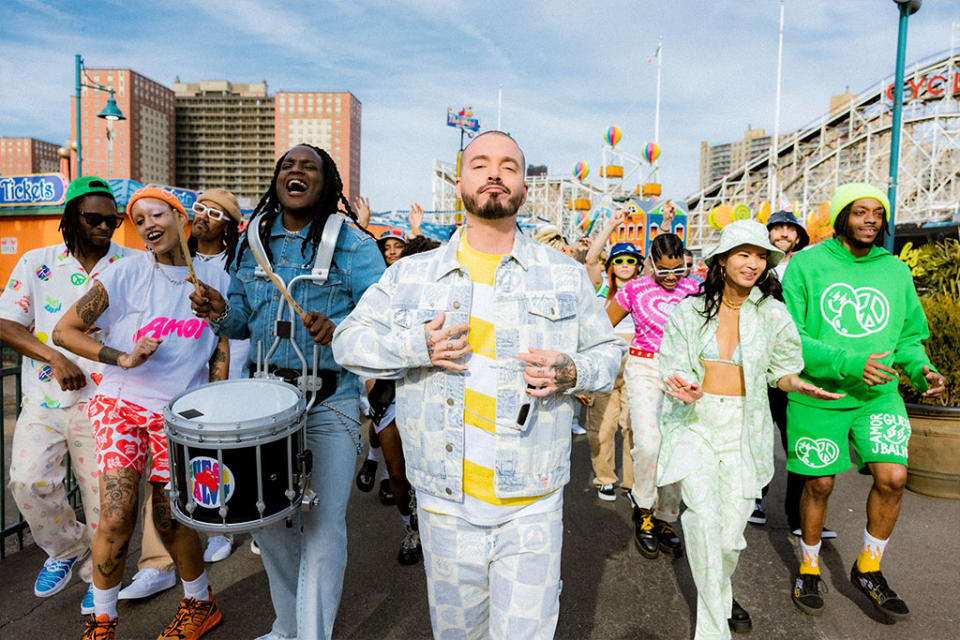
{"left": 195, "top": 250, "right": 251, "bottom": 379}
{"left": 0, "top": 242, "right": 136, "bottom": 408}
{"left": 94, "top": 252, "right": 230, "bottom": 413}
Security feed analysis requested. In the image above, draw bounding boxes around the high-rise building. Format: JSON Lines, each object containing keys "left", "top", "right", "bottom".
{"left": 699, "top": 127, "right": 772, "bottom": 190}
{"left": 274, "top": 91, "right": 361, "bottom": 203}
{"left": 172, "top": 80, "right": 276, "bottom": 201}
{"left": 0, "top": 137, "right": 59, "bottom": 175}
{"left": 71, "top": 69, "right": 175, "bottom": 184}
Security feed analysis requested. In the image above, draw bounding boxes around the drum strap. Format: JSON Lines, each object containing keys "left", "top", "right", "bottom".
{"left": 249, "top": 212, "right": 344, "bottom": 284}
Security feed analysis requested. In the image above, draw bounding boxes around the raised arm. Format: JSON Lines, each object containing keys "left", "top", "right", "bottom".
{"left": 585, "top": 209, "right": 626, "bottom": 289}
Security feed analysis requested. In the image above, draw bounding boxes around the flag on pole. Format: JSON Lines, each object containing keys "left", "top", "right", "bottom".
{"left": 647, "top": 44, "right": 661, "bottom": 64}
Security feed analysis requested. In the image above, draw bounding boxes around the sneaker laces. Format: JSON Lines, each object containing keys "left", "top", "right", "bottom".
{"left": 860, "top": 570, "right": 896, "bottom": 600}
{"left": 640, "top": 512, "right": 654, "bottom": 531}
{"left": 799, "top": 572, "right": 827, "bottom": 594}
{"left": 84, "top": 614, "right": 117, "bottom": 639}
{"left": 657, "top": 520, "right": 676, "bottom": 535}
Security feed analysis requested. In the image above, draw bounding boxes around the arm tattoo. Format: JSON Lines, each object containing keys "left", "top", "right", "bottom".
{"left": 552, "top": 354, "right": 577, "bottom": 391}
{"left": 76, "top": 281, "right": 109, "bottom": 328}
{"left": 99, "top": 345, "right": 124, "bottom": 366}
{"left": 209, "top": 338, "right": 229, "bottom": 382}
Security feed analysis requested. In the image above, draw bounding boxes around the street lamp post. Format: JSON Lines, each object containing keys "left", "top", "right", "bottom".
{"left": 75, "top": 53, "right": 126, "bottom": 178}
{"left": 886, "top": 0, "right": 921, "bottom": 252}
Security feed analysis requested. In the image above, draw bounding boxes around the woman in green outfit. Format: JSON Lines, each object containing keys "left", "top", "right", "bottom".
{"left": 656, "top": 220, "right": 842, "bottom": 639}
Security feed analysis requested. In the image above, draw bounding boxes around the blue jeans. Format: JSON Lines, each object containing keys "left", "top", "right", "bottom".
{"left": 253, "top": 398, "right": 360, "bottom": 639}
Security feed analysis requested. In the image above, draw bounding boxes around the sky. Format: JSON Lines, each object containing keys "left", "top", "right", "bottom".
{"left": 2, "top": 0, "right": 958, "bottom": 211}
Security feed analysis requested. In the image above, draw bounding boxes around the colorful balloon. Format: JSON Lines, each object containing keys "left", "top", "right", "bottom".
{"left": 573, "top": 161, "right": 589, "bottom": 182}
{"left": 641, "top": 142, "right": 661, "bottom": 164}
{"left": 604, "top": 126, "right": 622, "bottom": 148}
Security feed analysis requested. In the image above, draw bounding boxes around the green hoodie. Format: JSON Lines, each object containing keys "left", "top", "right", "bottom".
{"left": 782, "top": 238, "right": 934, "bottom": 409}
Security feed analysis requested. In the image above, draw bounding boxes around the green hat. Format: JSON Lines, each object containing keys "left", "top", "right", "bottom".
{"left": 703, "top": 219, "right": 785, "bottom": 267}
{"left": 829, "top": 182, "right": 889, "bottom": 225}
{"left": 64, "top": 176, "right": 115, "bottom": 207}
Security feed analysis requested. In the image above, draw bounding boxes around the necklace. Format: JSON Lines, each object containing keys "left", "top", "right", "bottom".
{"left": 721, "top": 295, "right": 745, "bottom": 310}
{"left": 154, "top": 258, "right": 188, "bottom": 285}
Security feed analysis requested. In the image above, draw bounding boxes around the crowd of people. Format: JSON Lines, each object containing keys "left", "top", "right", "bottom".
{"left": 0, "top": 133, "right": 945, "bottom": 640}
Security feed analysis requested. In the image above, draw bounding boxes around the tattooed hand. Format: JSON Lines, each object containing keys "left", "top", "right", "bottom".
{"left": 424, "top": 311, "right": 470, "bottom": 371}
{"left": 516, "top": 347, "right": 578, "bottom": 397}
{"left": 113, "top": 336, "right": 162, "bottom": 369}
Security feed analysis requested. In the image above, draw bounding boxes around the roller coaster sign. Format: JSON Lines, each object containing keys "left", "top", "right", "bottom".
{"left": 885, "top": 71, "right": 960, "bottom": 102}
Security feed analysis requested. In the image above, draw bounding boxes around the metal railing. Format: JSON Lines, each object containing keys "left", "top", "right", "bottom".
{"left": 0, "top": 348, "right": 82, "bottom": 558}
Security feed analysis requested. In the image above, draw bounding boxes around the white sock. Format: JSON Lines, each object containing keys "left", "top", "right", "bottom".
{"left": 862, "top": 529, "right": 888, "bottom": 556}
{"left": 367, "top": 446, "right": 382, "bottom": 462}
{"left": 378, "top": 465, "right": 390, "bottom": 482}
{"left": 182, "top": 572, "right": 210, "bottom": 601}
{"left": 93, "top": 584, "right": 121, "bottom": 618}
{"left": 799, "top": 539, "right": 822, "bottom": 574}
{"left": 401, "top": 514, "right": 411, "bottom": 527}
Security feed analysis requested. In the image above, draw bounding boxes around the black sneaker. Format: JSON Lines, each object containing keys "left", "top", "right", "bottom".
{"left": 850, "top": 564, "right": 910, "bottom": 621}
{"left": 747, "top": 500, "right": 766, "bottom": 525}
{"left": 379, "top": 478, "right": 395, "bottom": 505}
{"left": 622, "top": 488, "right": 636, "bottom": 509}
{"left": 397, "top": 525, "right": 422, "bottom": 565}
{"left": 633, "top": 507, "right": 659, "bottom": 559}
{"left": 408, "top": 489, "right": 418, "bottom": 532}
{"left": 597, "top": 484, "right": 616, "bottom": 501}
{"left": 356, "top": 459, "right": 378, "bottom": 492}
{"left": 728, "top": 598, "right": 752, "bottom": 633}
{"left": 792, "top": 573, "right": 825, "bottom": 616}
{"left": 655, "top": 518, "right": 681, "bottom": 554}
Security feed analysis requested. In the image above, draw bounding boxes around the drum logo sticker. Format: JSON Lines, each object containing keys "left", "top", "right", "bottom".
{"left": 795, "top": 437, "right": 840, "bottom": 469}
{"left": 189, "top": 457, "right": 235, "bottom": 508}
{"left": 820, "top": 284, "right": 889, "bottom": 338}
{"left": 869, "top": 413, "right": 910, "bottom": 458}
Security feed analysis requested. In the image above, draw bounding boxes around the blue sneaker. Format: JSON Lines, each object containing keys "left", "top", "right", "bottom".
{"left": 33, "top": 554, "right": 83, "bottom": 597}
{"left": 80, "top": 583, "right": 95, "bottom": 615}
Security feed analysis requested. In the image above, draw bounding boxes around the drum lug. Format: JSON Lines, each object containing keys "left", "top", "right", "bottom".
{"left": 300, "top": 488, "right": 319, "bottom": 510}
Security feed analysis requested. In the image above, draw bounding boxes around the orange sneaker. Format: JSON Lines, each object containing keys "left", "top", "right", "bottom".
{"left": 157, "top": 588, "right": 222, "bottom": 640}
{"left": 83, "top": 614, "right": 117, "bottom": 640}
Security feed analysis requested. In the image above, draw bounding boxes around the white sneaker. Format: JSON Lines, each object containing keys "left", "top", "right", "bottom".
{"left": 254, "top": 632, "right": 295, "bottom": 640}
{"left": 204, "top": 534, "right": 234, "bottom": 563}
{"left": 571, "top": 421, "right": 587, "bottom": 435}
{"left": 117, "top": 567, "right": 177, "bottom": 600}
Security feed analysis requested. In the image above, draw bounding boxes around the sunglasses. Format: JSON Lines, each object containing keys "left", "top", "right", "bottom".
{"left": 611, "top": 256, "right": 638, "bottom": 266}
{"left": 192, "top": 201, "right": 229, "bottom": 221}
{"left": 80, "top": 212, "right": 124, "bottom": 229}
{"left": 653, "top": 266, "right": 689, "bottom": 277}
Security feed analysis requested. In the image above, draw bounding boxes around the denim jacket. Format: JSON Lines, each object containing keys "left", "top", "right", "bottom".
{"left": 332, "top": 228, "right": 625, "bottom": 500}
{"left": 214, "top": 213, "right": 385, "bottom": 403}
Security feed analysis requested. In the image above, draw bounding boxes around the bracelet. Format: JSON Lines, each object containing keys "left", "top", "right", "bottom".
{"left": 211, "top": 301, "right": 231, "bottom": 325}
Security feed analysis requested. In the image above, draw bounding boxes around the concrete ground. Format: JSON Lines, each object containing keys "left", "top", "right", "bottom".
{"left": 1, "top": 422, "right": 958, "bottom": 639}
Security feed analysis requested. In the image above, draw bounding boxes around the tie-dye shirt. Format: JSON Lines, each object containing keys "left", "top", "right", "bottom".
{"left": 614, "top": 276, "right": 700, "bottom": 352}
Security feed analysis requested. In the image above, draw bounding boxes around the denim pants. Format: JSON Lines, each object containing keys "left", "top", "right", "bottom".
{"left": 253, "top": 398, "right": 360, "bottom": 640}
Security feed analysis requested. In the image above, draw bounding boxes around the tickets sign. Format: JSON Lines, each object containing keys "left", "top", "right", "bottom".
{"left": 0, "top": 174, "right": 68, "bottom": 207}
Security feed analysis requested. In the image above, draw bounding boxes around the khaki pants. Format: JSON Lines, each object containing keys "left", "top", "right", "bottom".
{"left": 586, "top": 355, "right": 634, "bottom": 489}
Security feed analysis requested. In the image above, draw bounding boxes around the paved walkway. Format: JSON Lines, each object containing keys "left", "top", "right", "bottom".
{"left": 1, "top": 431, "right": 958, "bottom": 639}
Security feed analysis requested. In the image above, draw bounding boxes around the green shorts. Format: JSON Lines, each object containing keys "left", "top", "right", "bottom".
{"left": 786, "top": 394, "right": 911, "bottom": 476}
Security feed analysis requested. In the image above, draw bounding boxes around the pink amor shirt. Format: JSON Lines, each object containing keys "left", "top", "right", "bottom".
{"left": 614, "top": 275, "right": 700, "bottom": 352}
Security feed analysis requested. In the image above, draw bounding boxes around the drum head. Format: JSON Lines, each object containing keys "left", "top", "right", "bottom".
{"left": 165, "top": 379, "right": 306, "bottom": 445}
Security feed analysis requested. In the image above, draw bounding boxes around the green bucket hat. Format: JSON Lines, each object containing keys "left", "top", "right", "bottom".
{"left": 64, "top": 176, "right": 115, "bottom": 207}
{"left": 829, "top": 182, "right": 889, "bottom": 225}
{"left": 703, "top": 219, "right": 785, "bottom": 267}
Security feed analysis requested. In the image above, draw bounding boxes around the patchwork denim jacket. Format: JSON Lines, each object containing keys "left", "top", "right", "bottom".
{"left": 214, "top": 214, "right": 385, "bottom": 403}
{"left": 333, "top": 228, "right": 625, "bottom": 501}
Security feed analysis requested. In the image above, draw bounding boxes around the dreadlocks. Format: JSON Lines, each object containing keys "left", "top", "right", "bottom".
{"left": 59, "top": 194, "right": 117, "bottom": 259}
{"left": 237, "top": 144, "right": 373, "bottom": 266}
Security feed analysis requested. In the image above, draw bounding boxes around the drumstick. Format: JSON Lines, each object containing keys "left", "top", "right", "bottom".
{"left": 175, "top": 214, "right": 202, "bottom": 296}
{"left": 248, "top": 239, "right": 307, "bottom": 322}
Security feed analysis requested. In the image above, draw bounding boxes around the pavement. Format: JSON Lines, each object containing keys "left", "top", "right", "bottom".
{"left": 1, "top": 425, "right": 958, "bottom": 639}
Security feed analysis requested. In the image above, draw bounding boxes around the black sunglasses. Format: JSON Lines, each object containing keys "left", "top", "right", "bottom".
{"left": 80, "top": 212, "right": 124, "bottom": 229}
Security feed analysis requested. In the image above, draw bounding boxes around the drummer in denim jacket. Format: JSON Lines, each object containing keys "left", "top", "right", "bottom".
{"left": 333, "top": 131, "right": 625, "bottom": 639}
{"left": 191, "top": 144, "right": 384, "bottom": 640}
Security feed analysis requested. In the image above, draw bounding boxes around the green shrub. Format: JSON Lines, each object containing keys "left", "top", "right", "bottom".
{"left": 899, "top": 293, "right": 959, "bottom": 407}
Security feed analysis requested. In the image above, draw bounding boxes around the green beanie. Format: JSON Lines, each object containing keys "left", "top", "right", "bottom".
{"left": 829, "top": 182, "right": 890, "bottom": 225}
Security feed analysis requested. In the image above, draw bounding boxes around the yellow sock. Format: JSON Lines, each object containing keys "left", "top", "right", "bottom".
{"left": 799, "top": 539, "right": 821, "bottom": 575}
{"left": 856, "top": 529, "right": 887, "bottom": 573}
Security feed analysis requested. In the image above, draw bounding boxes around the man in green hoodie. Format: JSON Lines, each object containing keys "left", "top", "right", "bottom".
{"left": 781, "top": 182, "right": 945, "bottom": 622}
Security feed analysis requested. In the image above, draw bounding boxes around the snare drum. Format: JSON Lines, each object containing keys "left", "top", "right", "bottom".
{"left": 164, "top": 378, "right": 308, "bottom": 533}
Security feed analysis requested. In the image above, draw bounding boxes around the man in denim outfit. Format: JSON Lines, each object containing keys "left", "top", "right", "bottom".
{"left": 191, "top": 145, "right": 385, "bottom": 640}
{"left": 333, "top": 131, "right": 624, "bottom": 639}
